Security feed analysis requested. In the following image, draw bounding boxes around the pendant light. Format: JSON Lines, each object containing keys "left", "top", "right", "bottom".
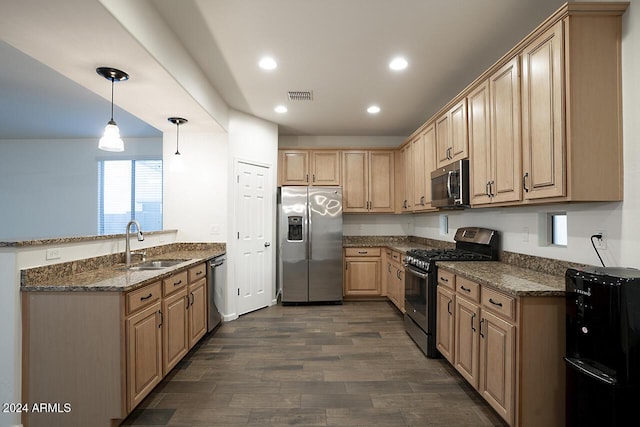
{"left": 96, "top": 67, "right": 129, "bottom": 152}
{"left": 168, "top": 117, "right": 188, "bottom": 155}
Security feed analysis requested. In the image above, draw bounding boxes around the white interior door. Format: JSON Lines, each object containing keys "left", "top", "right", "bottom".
{"left": 235, "top": 161, "right": 273, "bottom": 315}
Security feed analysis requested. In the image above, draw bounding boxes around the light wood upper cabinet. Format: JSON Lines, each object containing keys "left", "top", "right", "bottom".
{"left": 400, "top": 142, "right": 413, "bottom": 212}
{"left": 470, "top": 57, "right": 522, "bottom": 206}
{"left": 343, "top": 150, "right": 394, "bottom": 213}
{"left": 521, "top": 21, "right": 564, "bottom": 200}
{"left": 279, "top": 150, "right": 309, "bottom": 185}
{"left": 279, "top": 149, "right": 341, "bottom": 186}
{"left": 436, "top": 99, "right": 468, "bottom": 168}
{"left": 311, "top": 150, "right": 341, "bottom": 186}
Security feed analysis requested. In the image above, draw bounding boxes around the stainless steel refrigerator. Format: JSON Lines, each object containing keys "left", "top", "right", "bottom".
{"left": 278, "top": 186, "right": 343, "bottom": 303}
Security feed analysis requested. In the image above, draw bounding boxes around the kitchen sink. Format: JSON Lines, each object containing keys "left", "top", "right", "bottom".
{"left": 122, "top": 259, "right": 189, "bottom": 271}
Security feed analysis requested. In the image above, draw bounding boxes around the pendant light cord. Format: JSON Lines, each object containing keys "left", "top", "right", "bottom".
{"left": 175, "top": 122, "right": 181, "bottom": 155}
{"left": 110, "top": 77, "right": 115, "bottom": 121}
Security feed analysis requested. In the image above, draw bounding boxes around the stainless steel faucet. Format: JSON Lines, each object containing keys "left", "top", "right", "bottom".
{"left": 125, "top": 220, "right": 144, "bottom": 265}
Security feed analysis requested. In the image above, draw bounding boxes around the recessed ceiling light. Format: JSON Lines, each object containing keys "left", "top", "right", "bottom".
{"left": 259, "top": 57, "right": 277, "bottom": 70}
{"left": 389, "top": 57, "right": 408, "bottom": 71}
{"left": 275, "top": 105, "right": 288, "bottom": 113}
{"left": 367, "top": 105, "right": 381, "bottom": 114}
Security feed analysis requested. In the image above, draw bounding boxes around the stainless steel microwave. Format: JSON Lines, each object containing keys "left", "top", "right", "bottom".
{"left": 430, "top": 159, "right": 469, "bottom": 208}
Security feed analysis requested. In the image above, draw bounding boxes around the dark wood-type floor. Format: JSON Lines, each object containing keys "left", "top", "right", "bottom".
{"left": 122, "top": 301, "right": 508, "bottom": 426}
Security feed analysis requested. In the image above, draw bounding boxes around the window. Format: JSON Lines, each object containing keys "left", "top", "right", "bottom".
{"left": 98, "top": 159, "right": 163, "bottom": 235}
{"left": 549, "top": 212, "right": 567, "bottom": 246}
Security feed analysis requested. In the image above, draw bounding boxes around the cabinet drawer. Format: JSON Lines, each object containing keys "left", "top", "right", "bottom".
{"left": 126, "top": 281, "right": 162, "bottom": 315}
{"left": 345, "top": 247, "right": 381, "bottom": 257}
{"left": 163, "top": 270, "right": 188, "bottom": 297}
{"left": 188, "top": 263, "right": 207, "bottom": 283}
{"left": 438, "top": 269, "right": 456, "bottom": 290}
{"left": 482, "top": 287, "right": 516, "bottom": 321}
{"left": 456, "top": 276, "right": 480, "bottom": 303}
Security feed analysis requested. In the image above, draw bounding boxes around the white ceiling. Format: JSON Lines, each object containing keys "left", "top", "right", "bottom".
{"left": 0, "top": 0, "right": 567, "bottom": 140}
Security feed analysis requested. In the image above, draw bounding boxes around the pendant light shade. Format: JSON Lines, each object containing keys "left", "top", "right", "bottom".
{"left": 168, "top": 117, "right": 188, "bottom": 155}
{"left": 96, "top": 67, "right": 129, "bottom": 152}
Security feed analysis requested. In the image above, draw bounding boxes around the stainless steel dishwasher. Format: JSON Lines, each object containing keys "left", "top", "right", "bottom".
{"left": 207, "top": 254, "right": 225, "bottom": 332}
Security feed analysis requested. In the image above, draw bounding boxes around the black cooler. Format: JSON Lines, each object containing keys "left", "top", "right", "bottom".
{"left": 565, "top": 267, "right": 640, "bottom": 427}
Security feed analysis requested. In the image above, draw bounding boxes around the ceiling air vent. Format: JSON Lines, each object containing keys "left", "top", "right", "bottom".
{"left": 287, "top": 91, "right": 313, "bottom": 101}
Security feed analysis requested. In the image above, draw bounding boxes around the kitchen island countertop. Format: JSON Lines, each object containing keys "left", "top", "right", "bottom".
{"left": 20, "top": 246, "right": 224, "bottom": 293}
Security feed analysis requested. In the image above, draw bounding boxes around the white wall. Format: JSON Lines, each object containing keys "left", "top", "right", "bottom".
{"left": 280, "top": 135, "right": 404, "bottom": 148}
{"left": 0, "top": 137, "right": 161, "bottom": 241}
{"left": 343, "top": 213, "right": 413, "bottom": 236}
{"left": 226, "top": 110, "right": 278, "bottom": 319}
{"left": 163, "top": 131, "right": 228, "bottom": 242}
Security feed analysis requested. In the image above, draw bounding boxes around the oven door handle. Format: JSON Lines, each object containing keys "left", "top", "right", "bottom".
{"left": 405, "top": 265, "right": 429, "bottom": 279}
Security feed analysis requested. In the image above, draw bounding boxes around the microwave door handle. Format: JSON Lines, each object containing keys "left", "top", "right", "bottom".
{"left": 447, "top": 171, "right": 454, "bottom": 199}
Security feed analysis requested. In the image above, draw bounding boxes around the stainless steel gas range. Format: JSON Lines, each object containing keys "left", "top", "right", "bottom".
{"left": 403, "top": 227, "right": 499, "bottom": 358}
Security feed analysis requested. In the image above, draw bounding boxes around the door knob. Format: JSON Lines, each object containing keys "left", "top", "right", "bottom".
{"left": 264, "top": 242, "right": 271, "bottom": 247}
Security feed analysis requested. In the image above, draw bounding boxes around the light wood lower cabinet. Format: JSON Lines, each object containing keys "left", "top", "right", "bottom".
{"left": 436, "top": 285, "right": 455, "bottom": 363}
{"left": 343, "top": 247, "right": 381, "bottom": 297}
{"left": 22, "top": 263, "right": 210, "bottom": 427}
{"left": 437, "top": 268, "right": 565, "bottom": 427}
{"left": 386, "top": 251, "right": 405, "bottom": 312}
{"left": 126, "top": 301, "right": 163, "bottom": 410}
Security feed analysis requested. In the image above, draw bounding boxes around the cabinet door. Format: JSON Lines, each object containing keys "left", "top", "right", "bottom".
{"left": 342, "top": 151, "right": 369, "bottom": 212}
{"left": 521, "top": 21, "right": 564, "bottom": 200}
{"left": 449, "top": 99, "right": 468, "bottom": 162}
{"left": 468, "top": 81, "right": 492, "bottom": 205}
{"left": 344, "top": 258, "right": 381, "bottom": 296}
{"left": 436, "top": 286, "right": 455, "bottom": 363}
{"left": 126, "top": 302, "right": 162, "bottom": 411}
{"left": 188, "top": 278, "right": 208, "bottom": 348}
{"left": 479, "top": 310, "right": 515, "bottom": 426}
{"left": 162, "top": 288, "right": 189, "bottom": 375}
{"left": 490, "top": 56, "right": 522, "bottom": 204}
{"left": 422, "top": 124, "right": 436, "bottom": 209}
{"left": 396, "top": 265, "right": 405, "bottom": 313}
{"left": 311, "top": 151, "right": 341, "bottom": 186}
{"left": 369, "top": 151, "right": 395, "bottom": 212}
{"left": 400, "top": 144, "right": 413, "bottom": 212}
{"left": 454, "top": 296, "right": 480, "bottom": 389}
{"left": 279, "top": 150, "right": 309, "bottom": 185}
{"left": 412, "top": 134, "right": 426, "bottom": 210}
{"left": 435, "top": 112, "right": 451, "bottom": 168}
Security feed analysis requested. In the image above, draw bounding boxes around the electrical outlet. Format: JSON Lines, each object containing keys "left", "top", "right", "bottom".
{"left": 594, "top": 231, "right": 607, "bottom": 250}
{"left": 46, "top": 248, "right": 61, "bottom": 260}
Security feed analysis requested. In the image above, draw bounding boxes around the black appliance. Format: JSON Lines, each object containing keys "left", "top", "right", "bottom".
{"left": 565, "top": 267, "right": 640, "bottom": 427}
{"left": 430, "top": 159, "right": 469, "bottom": 208}
{"left": 404, "top": 227, "right": 499, "bottom": 357}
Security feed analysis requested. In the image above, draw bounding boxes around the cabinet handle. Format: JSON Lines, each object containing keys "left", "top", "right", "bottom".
{"left": 447, "top": 147, "right": 453, "bottom": 159}
{"left": 174, "top": 280, "right": 183, "bottom": 287}
{"left": 486, "top": 181, "right": 491, "bottom": 197}
{"left": 440, "top": 276, "right": 449, "bottom": 283}
{"left": 158, "top": 310, "right": 163, "bottom": 328}
{"left": 489, "top": 298, "right": 503, "bottom": 307}
{"left": 420, "top": 196, "right": 425, "bottom": 206}
{"left": 358, "top": 251, "right": 368, "bottom": 254}
{"left": 489, "top": 180, "right": 495, "bottom": 197}
{"left": 185, "top": 294, "right": 190, "bottom": 309}
{"left": 196, "top": 271, "right": 203, "bottom": 276}
{"left": 191, "top": 293, "right": 195, "bottom": 306}
{"left": 471, "top": 313, "right": 476, "bottom": 332}
{"left": 523, "top": 173, "right": 529, "bottom": 192}
{"left": 140, "top": 293, "right": 153, "bottom": 301}
{"left": 312, "top": 174, "right": 315, "bottom": 182}
{"left": 480, "top": 318, "right": 485, "bottom": 338}
{"left": 460, "top": 285, "right": 471, "bottom": 293}
{"left": 388, "top": 263, "right": 391, "bottom": 273}
{"left": 403, "top": 200, "right": 407, "bottom": 208}
{"left": 447, "top": 299, "right": 452, "bottom": 315}
{"left": 345, "top": 262, "right": 348, "bottom": 271}
{"left": 306, "top": 174, "right": 309, "bottom": 182}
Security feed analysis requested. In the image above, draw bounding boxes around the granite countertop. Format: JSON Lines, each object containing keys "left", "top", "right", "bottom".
{"left": 21, "top": 248, "right": 225, "bottom": 293}
{"left": 437, "top": 261, "right": 565, "bottom": 297}
{"left": 342, "top": 236, "right": 443, "bottom": 254}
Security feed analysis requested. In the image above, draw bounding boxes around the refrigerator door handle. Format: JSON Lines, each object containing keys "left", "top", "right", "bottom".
{"left": 307, "top": 194, "right": 312, "bottom": 260}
